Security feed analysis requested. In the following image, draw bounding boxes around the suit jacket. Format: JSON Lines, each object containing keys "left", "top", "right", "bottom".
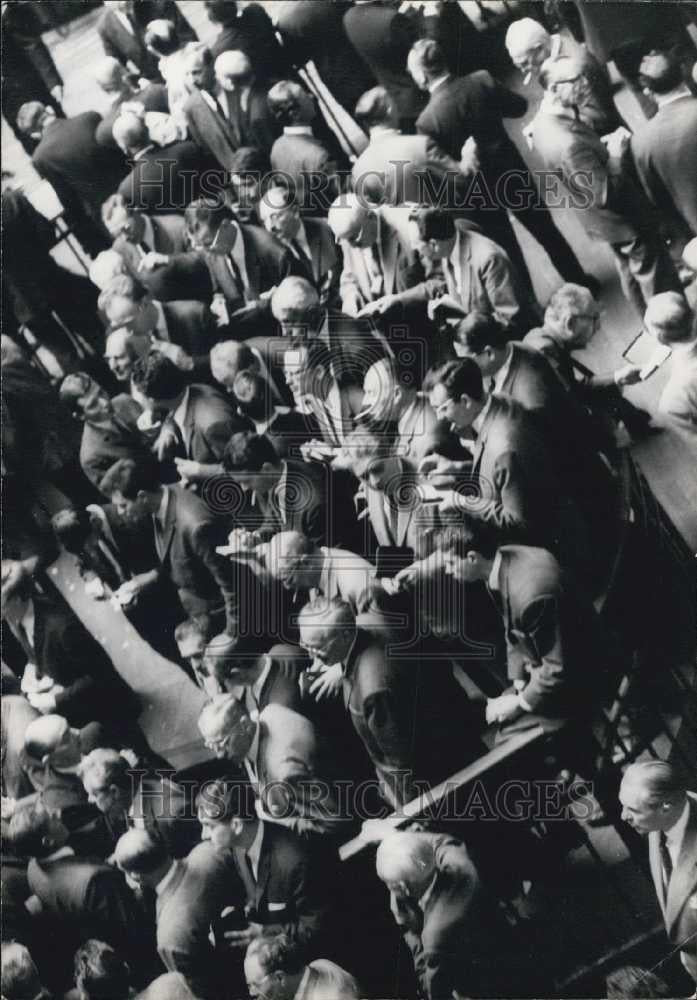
{"left": 257, "top": 459, "right": 356, "bottom": 550}
{"left": 118, "top": 141, "right": 206, "bottom": 215}
{"left": 270, "top": 132, "right": 340, "bottom": 215}
{"left": 399, "top": 221, "right": 529, "bottom": 328}
{"left": 223, "top": 81, "right": 281, "bottom": 153}
{"left": 97, "top": 8, "right": 161, "bottom": 80}
{"left": 169, "top": 383, "right": 249, "bottom": 466}
{"left": 343, "top": 629, "right": 485, "bottom": 807}
{"left": 160, "top": 301, "right": 219, "bottom": 381}
{"left": 28, "top": 855, "right": 140, "bottom": 953}
{"left": 343, "top": 2, "right": 424, "bottom": 126}
{"left": 156, "top": 842, "right": 229, "bottom": 995}
{"left": 294, "top": 960, "right": 359, "bottom": 1000}
{"left": 352, "top": 132, "right": 465, "bottom": 207}
{"left": 314, "top": 547, "right": 376, "bottom": 613}
{"left": 210, "top": 3, "right": 292, "bottom": 79}
{"left": 95, "top": 83, "right": 170, "bottom": 149}
{"left": 97, "top": 772, "right": 201, "bottom": 860}
{"left": 415, "top": 71, "right": 528, "bottom": 174}
{"left": 228, "top": 820, "right": 335, "bottom": 948}
{"left": 339, "top": 207, "right": 419, "bottom": 314}
{"left": 365, "top": 463, "right": 441, "bottom": 560}
{"left": 243, "top": 335, "right": 295, "bottom": 407}
{"left": 284, "top": 217, "right": 341, "bottom": 310}
{"left": 658, "top": 345, "right": 697, "bottom": 434}
{"left": 10, "top": 589, "right": 138, "bottom": 730}
{"left": 80, "top": 394, "right": 149, "bottom": 491}
{"left": 1, "top": 2, "right": 61, "bottom": 126}
{"left": 231, "top": 646, "right": 306, "bottom": 716}
{"left": 183, "top": 87, "right": 241, "bottom": 172}
{"left": 32, "top": 113, "right": 127, "bottom": 219}
{"left": 497, "top": 544, "right": 609, "bottom": 722}
{"left": 391, "top": 832, "right": 489, "bottom": 1000}
{"left": 114, "top": 214, "right": 212, "bottom": 302}
{"left": 530, "top": 108, "right": 653, "bottom": 243}
{"left": 631, "top": 95, "right": 697, "bottom": 238}
{"left": 648, "top": 792, "right": 697, "bottom": 983}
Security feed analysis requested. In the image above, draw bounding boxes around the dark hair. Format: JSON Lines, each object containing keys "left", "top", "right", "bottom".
{"left": 204, "top": 0, "right": 238, "bottom": 26}
{"left": 196, "top": 777, "right": 256, "bottom": 822}
{"left": 267, "top": 80, "right": 310, "bottom": 126}
{"left": 435, "top": 518, "right": 499, "bottom": 560}
{"left": 354, "top": 86, "right": 394, "bottom": 129}
{"left": 246, "top": 933, "right": 307, "bottom": 979}
{"left": 222, "top": 431, "right": 278, "bottom": 473}
{"left": 408, "top": 206, "right": 455, "bottom": 242}
{"left": 51, "top": 507, "right": 92, "bottom": 554}
{"left": 287, "top": 335, "right": 332, "bottom": 373}
{"left": 410, "top": 38, "right": 447, "bottom": 77}
{"left": 58, "top": 371, "right": 92, "bottom": 413}
{"left": 184, "top": 197, "right": 236, "bottom": 236}
{"left": 100, "top": 457, "right": 162, "bottom": 500}
{"left": 74, "top": 940, "right": 131, "bottom": 1000}
{"left": 453, "top": 311, "right": 511, "bottom": 354}
{"left": 174, "top": 614, "right": 213, "bottom": 647}
{"left": 204, "top": 630, "right": 267, "bottom": 685}
{"left": 131, "top": 353, "right": 188, "bottom": 401}
{"left": 144, "top": 19, "right": 179, "bottom": 57}
{"left": 233, "top": 369, "right": 273, "bottom": 420}
{"left": 228, "top": 145, "right": 270, "bottom": 176}
{"left": 605, "top": 965, "right": 672, "bottom": 999}
{"left": 423, "top": 358, "right": 484, "bottom": 402}
{"left": 7, "top": 803, "right": 55, "bottom": 859}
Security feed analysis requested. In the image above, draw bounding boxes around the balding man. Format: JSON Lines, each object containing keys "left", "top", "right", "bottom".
{"left": 90, "top": 249, "right": 128, "bottom": 291}
{"left": 197, "top": 694, "right": 340, "bottom": 834}
{"left": 267, "top": 532, "right": 377, "bottom": 614}
{"left": 210, "top": 339, "right": 292, "bottom": 407}
{"left": 619, "top": 761, "right": 697, "bottom": 987}
{"left": 182, "top": 45, "right": 238, "bottom": 171}
{"left": 94, "top": 57, "right": 169, "bottom": 150}
{"left": 202, "top": 632, "right": 306, "bottom": 713}
{"left": 505, "top": 17, "right": 621, "bottom": 132}
{"left": 327, "top": 194, "right": 418, "bottom": 319}
{"left": 298, "top": 598, "right": 484, "bottom": 809}
{"left": 366, "top": 827, "right": 502, "bottom": 999}
{"left": 214, "top": 50, "right": 279, "bottom": 154}
{"left": 644, "top": 292, "right": 697, "bottom": 433}
{"left": 529, "top": 56, "right": 681, "bottom": 317}
{"left": 114, "top": 111, "right": 204, "bottom": 214}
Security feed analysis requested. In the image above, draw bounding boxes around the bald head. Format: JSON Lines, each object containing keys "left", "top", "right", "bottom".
{"left": 267, "top": 531, "right": 317, "bottom": 590}
{"left": 505, "top": 18, "right": 552, "bottom": 81}
{"left": 328, "top": 193, "right": 377, "bottom": 248}
{"left": 114, "top": 827, "right": 170, "bottom": 887}
{"left": 23, "top": 715, "right": 70, "bottom": 762}
{"left": 376, "top": 832, "right": 436, "bottom": 895}
{"left": 95, "top": 56, "right": 127, "bottom": 94}
{"left": 271, "top": 276, "right": 319, "bottom": 325}
{"left": 298, "top": 596, "right": 356, "bottom": 666}
{"left": 90, "top": 250, "right": 127, "bottom": 290}
{"left": 540, "top": 55, "right": 588, "bottom": 101}
{"left": 197, "top": 693, "right": 256, "bottom": 760}
{"left": 112, "top": 111, "right": 149, "bottom": 155}
{"left": 215, "top": 50, "right": 253, "bottom": 90}
{"left": 619, "top": 760, "right": 687, "bottom": 835}
{"left": 644, "top": 292, "right": 694, "bottom": 346}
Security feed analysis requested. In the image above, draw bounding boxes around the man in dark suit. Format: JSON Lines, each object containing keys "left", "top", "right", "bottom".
{"left": 130, "top": 353, "right": 250, "bottom": 481}
{"left": 162, "top": 200, "right": 294, "bottom": 340}
{"left": 424, "top": 359, "right": 600, "bottom": 592}
{"left": 94, "top": 57, "right": 169, "bottom": 151}
{"left": 103, "top": 195, "right": 211, "bottom": 302}
{"left": 81, "top": 747, "right": 201, "bottom": 859}
{"left": 99, "top": 275, "right": 219, "bottom": 382}
{"left": 530, "top": 55, "right": 682, "bottom": 316}
{"left": 98, "top": 0, "right": 162, "bottom": 80}
{"left": 231, "top": 370, "right": 317, "bottom": 460}
{"left": 197, "top": 695, "right": 340, "bottom": 835}
{"left": 1, "top": 696, "right": 39, "bottom": 801}
{"left": 352, "top": 85, "right": 467, "bottom": 207}
{"left": 259, "top": 184, "right": 340, "bottom": 310}
{"left": 99, "top": 456, "right": 244, "bottom": 636}
{"left": 2, "top": 0, "right": 63, "bottom": 154}
{"left": 8, "top": 801, "right": 142, "bottom": 958}
{"left": 213, "top": 49, "right": 281, "bottom": 154}
{"left": 58, "top": 372, "right": 149, "bottom": 491}
{"left": 631, "top": 48, "right": 697, "bottom": 239}
{"left": 113, "top": 113, "right": 204, "bottom": 215}
{"left": 620, "top": 761, "right": 697, "bottom": 988}
{"left": 197, "top": 778, "right": 337, "bottom": 951}
{"left": 182, "top": 44, "right": 242, "bottom": 173}
{"left": 297, "top": 597, "right": 485, "bottom": 809}
{"left": 0, "top": 562, "right": 138, "bottom": 732}
{"left": 441, "top": 528, "right": 612, "bottom": 736}
{"left": 368, "top": 827, "right": 501, "bottom": 1000}
{"left": 343, "top": 0, "right": 425, "bottom": 131}
{"left": 202, "top": 634, "right": 306, "bottom": 714}
{"left": 408, "top": 39, "right": 594, "bottom": 294}
{"left": 18, "top": 102, "right": 127, "bottom": 255}
{"left": 222, "top": 431, "right": 357, "bottom": 550}
{"left": 114, "top": 829, "right": 227, "bottom": 999}
{"left": 267, "top": 82, "right": 344, "bottom": 216}
{"left": 205, "top": 0, "right": 293, "bottom": 81}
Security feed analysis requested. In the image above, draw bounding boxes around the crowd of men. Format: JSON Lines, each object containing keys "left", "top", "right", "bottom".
{"left": 2, "top": 0, "right": 697, "bottom": 998}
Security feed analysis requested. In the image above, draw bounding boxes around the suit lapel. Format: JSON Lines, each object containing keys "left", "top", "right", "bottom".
{"left": 368, "top": 484, "right": 391, "bottom": 545}
{"left": 649, "top": 831, "right": 668, "bottom": 917}
{"left": 665, "top": 798, "right": 697, "bottom": 931}
{"left": 255, "top": 825, "right": 272, "bottom": 904}
{"left": 159, "top": 489, "right": 178, "bottom": 563}
{"left": 241, "top": 229, "right": 260, "bottom": 301}
{"left": 380, "top": 218, "right": 398, "bottom": 295}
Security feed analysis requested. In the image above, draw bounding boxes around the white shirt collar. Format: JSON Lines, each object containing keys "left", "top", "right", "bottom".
{"left": 172, "top": 386, "right": 191, "bottom": 439}
{"left": 152, "top": 299, "right": 168, "bottom": 339}
{"left": 370, "top": 125, "right": 401, "bottom": 140}
{"left": 20, "top": 599, "right": 36, "bottom": 649}
{"left": 665, "top": 799, "right": 690, "bottom": 853}
{"left": 155, "top": 485, "right": 170, "bottom": 528}
{"left": 246, "top": 818, "right": 264, "bottom": 880}
{"left": 491, "top": 343, "right": 514, "bottom": 395}
{"left": 284, "top": 125, "right": 313, "bottom": 135}
{"left": 471, "top": 395, "right": 493, "bottom": 437}
{"left": 43, "top": 845, "right": 75, "bottom": 863}
{"left": 251, "top": 657, "right": 272, "bottom": 706}
{"left": 133, "top": 145, "right": 155, "bottom": 161}
{"left": 488, "top": 550, "right": 503, "bottom": 592}
{"left": 140, "top": 213, "right": 155, "bottom": 249}
{"left": 428, "top": 74, "right": 451, "bottom": 93}
{"left": 115, "top": 9, "right": 134, "bottom": 34}
{"left": 655, "top": 84, "right": 692, "bottom": 108}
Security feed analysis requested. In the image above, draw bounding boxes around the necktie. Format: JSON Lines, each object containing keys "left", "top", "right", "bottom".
{"left": 226, "top": 252, "right": 245, "bottom": 300}
{"left": 383, "top": 493, "right": 398, "bottom": 544}
{"left": 659, "top": 832, "right": 673, "bottom": 895}
{"left": 289, "top": 238, "right": 313, "bottom": 279}
{"left": 443, "top": 257, "right": 458, "bottom": 299}
{"left": 366, "top": 245, "right": 384, "bottom": 298}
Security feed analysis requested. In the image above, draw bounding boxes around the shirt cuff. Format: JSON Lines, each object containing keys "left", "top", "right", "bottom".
{"left": 517, "top": 690, "right": 533, "bottom": 712}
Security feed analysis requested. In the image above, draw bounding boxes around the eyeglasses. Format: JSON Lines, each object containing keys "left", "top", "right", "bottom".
{"left": 203, "top": 734, "right": 230, "bottom": 751}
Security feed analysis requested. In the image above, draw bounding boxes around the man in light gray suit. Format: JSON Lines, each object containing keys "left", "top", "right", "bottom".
{"left": 644, "top": 292, "right": 697, "bottom": 434}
